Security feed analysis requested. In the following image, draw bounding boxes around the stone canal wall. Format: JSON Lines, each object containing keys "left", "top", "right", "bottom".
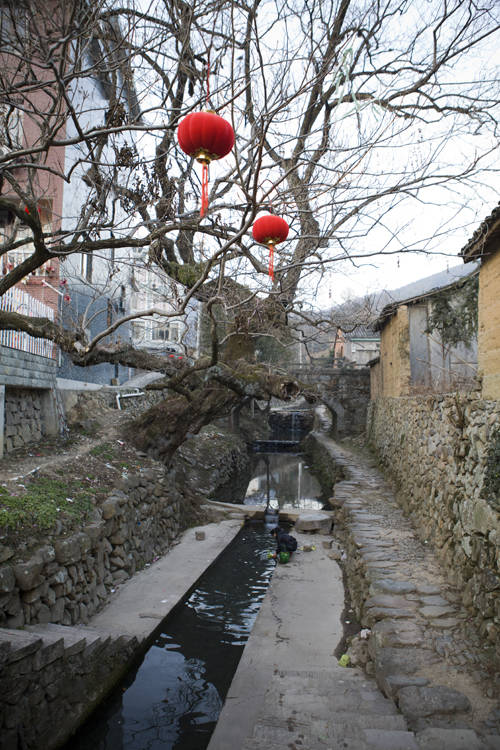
{"left": 367, "top": 394, "right": 500, "bottom": 644}
{"left": 0, "top": 418, "right": 253, "bottom": 750}
{"left": 0, "top": 625, "right": 139, "bottom": 750}
{"left": 0, "top": 466, "right": 186, "bottom": 629}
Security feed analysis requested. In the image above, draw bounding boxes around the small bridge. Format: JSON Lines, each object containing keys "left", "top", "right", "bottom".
{"left": 289, "top": 363, "right": 371, "bottom": 439}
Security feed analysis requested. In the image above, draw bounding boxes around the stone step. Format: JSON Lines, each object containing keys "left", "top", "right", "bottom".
{"left": 265, "top": 685, "right": 399, "bottom": 716}
{"left": 260, "top": 701, "right": 406, "bottom": 728}
{"left": 313, "top": 712, "right": 407, "bottom": 731}
{"left": 242, "top": 739, "right": 368, "bottom": 750}
{"left": 250, "top": 714, "right": 411, "bottom": 746}
{"left": 0, "top": 628, "right": 42, "bottom": 662}
{"left": 415, "top": 727, "right": 491, "bottom": 749}
{"left": 363, "top": 728, "right": 420, "bottom": 750}
{"left": 24, "top": 623, "right": 87, "bottom": 656}
{"left": 21, "top": 624, "right": 132, "bottom": 660}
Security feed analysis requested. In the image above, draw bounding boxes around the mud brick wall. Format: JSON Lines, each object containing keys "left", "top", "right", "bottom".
{"left": 367, "top": 394, "right": 500, "bottom": 648}
{"left": 478, "top": 251, "right": 500, "bottom": 400}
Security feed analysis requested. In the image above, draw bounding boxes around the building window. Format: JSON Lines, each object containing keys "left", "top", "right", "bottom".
{"left": 152, "top": 321, "right": 180, "bottom": 342}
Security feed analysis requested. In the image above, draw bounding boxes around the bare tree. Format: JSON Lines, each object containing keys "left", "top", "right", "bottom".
{"left": 1, "top": 0, "right": 499, "bottom": 459}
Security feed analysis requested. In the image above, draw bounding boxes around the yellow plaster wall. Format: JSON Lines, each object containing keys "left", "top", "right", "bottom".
{"left": 479, "top": 251, "right": 500, "bottom": 400}
{"left": 374, "top": 306, "right": 411, "bottom": 398}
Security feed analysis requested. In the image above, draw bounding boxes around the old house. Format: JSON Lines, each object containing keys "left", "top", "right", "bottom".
{"left": 461, "top": 203, "right": 500, "bottom": 399}
{"left": 370, "top": 271, "right": 479, "bottom": 398}
{"left": 333, "top": 325, "right": 380, "bottom": 367}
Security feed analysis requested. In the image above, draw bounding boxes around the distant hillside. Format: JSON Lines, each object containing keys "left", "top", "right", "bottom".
{"left": 324, "top": 261, "right": 479, "bottom": 326}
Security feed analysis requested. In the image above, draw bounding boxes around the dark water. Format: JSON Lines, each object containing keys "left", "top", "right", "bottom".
{"left": 245, "top": 452, "right": 325, "bottom": 510}
{"left": 65, "top": 523, "right": 275, "bottom": 750}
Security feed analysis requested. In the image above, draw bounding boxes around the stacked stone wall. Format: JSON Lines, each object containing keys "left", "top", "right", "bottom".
{"left": 0, "top": 466, "right": 186, "bottom": 629}
{"left": 367, "top": 395, "right": 500, "bottom": 644}
{"left": 0, "top": 625, "right": 138, "bottom": 750}
{"left": 4, "top": 388, "right": 44, "bottom": 454}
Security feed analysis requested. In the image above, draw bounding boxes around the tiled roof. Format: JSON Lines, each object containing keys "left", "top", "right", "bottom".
{"left": 460, "top": 202, "right": 500, "bottom": 261}
{"left": 373, "top": 267, "right": 479, "bottom": 332}
{"left": 343, "top": 325, "right": 380, "bottom": 341}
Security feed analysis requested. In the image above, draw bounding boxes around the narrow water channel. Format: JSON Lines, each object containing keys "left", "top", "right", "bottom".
{"left": 66, "top": 452, "right": 320, "bottom": 750}
{"left": 65, "top": 523, "right": 275, "bottom": 750}
{"left": 245, "top": 452, "right": 325, "bottom": 510}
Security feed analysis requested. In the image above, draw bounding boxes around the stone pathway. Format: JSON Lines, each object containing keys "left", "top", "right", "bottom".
{"left": 209, "top": 434, "right": 500, "bottom": 750}
{"left": 320, "top": 434, "right": 500, "bottom": 747}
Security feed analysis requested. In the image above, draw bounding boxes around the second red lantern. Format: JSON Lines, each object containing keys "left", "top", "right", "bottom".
{"left": 177, "top": 111, "right": 235, "bottom": 217}
{"left": 252, "top": 214, "right": 289, "bottom": 281}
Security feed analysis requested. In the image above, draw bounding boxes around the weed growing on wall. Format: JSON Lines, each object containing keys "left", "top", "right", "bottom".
{"left": 483, "top": 429, "right": 500, "bottom": 510}
{"left": 426, "top": 274, "right": 479, "bottom": 349}
{"left": 0, "top": 479, "right": 93, "bottom": 531}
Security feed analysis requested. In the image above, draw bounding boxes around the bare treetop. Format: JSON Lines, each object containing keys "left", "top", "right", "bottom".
{"left": 0, "top": 0, "right": 498, "bottom": 369}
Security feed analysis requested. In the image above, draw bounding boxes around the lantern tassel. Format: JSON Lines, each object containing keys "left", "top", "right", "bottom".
{"left": 268, "top": 244, "right": 275, "bottom": 282}
{"left": 200, "top": 162, "right": 209, "bottom": 217}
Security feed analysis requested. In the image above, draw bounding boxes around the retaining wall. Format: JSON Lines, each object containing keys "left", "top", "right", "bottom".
{"left": 367, "top": 394, "right": 500, "bottom": 642}
{"left": 0, "top": 625, "right": 138, "bottom": 750}
{"left": 0, "top": 346, "right": 56, "bottom": 389}
{"left": 4, "top": 388, "right": 44, "bottom": 453}
{"left": 0, "top": 347, "right": 58, "bottom": 456}
{"left": 0, "top": 466, "right": 186, "bottom": 630}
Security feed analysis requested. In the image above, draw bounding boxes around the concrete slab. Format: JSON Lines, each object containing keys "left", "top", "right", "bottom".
{"left": 87, "top": 520, "right": 241, "bottom": 641}
{"left": 207, "top": 530, "right": 345, "bottom": 750}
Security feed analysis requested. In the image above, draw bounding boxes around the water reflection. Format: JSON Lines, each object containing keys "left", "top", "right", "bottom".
{"left": 245, "top": 453, "right": 324, "bottom": 510}
{"left": 66, "top": 524, "right": 275, "bottom": 750}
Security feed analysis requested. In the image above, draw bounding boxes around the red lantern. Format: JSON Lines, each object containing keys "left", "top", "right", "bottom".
{"left": 252, "top": 214, "right": 289, "bottom": 281}
{"left": 177, "top": 111, "right": 235, "bottom": 217}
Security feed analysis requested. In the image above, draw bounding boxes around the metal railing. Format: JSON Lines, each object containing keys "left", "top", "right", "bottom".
{"left": 0, "top": 286, "right": 56, "bottom": 359}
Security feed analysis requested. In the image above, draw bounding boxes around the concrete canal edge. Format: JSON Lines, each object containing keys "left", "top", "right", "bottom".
{"left": 207, "top": 527, "right": 345, "bottom": 750}
{"left": 0, "top": 519, "right": 244, "bottom": 750}
{"left": 87, "top": 519, "right": 243, "bottom": 640}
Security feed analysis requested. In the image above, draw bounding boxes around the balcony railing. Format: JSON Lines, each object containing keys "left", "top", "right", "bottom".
{"left": 0, "top": 286, "right": 56, "bottom": 359}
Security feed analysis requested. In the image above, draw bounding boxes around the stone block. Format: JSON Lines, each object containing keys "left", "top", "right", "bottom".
{"left": 50, "top": 598, "right": 65, "bottom": 623}
{"left": 294, "top": 512, "right": 333, "bottom": 534}
{"left": 0, "top": 547, "right": 14, "bottom": 564}
{"left": 398, "top": 686, "right": 471, "bottom": 719}
{"left": 0, "top": 566, "right": 15, "bottom": 594}
{"left": 21, "top": 585, "right": 45, "bottom": 605}
{"left": 83, "top": 521, "right": 106, "bottom": 542}
{"left": 415, "top": 727, "right": 483, "bottom": 749}
{"left": 382, "top": 675, "right": 430, "bottom": 700}
{"left": 101, "top": 497, "right": 121, "bottom": 520}
{"left": 35, "top": 546, "right": 56, "bottom": 564}
{"left": 112, "top": 570, "right": 129, "bottom": 583}
{"left": 54, "top": 534, "right": 85, "bottom": 565}
{"left": 13, "top": 559, "right": 44, "bottom": 592}
{"left": 375, "top": 647, "right": 439, "bottom": 685}
{"left": 363, "top": 729, "right": 419, "bottom": 749}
